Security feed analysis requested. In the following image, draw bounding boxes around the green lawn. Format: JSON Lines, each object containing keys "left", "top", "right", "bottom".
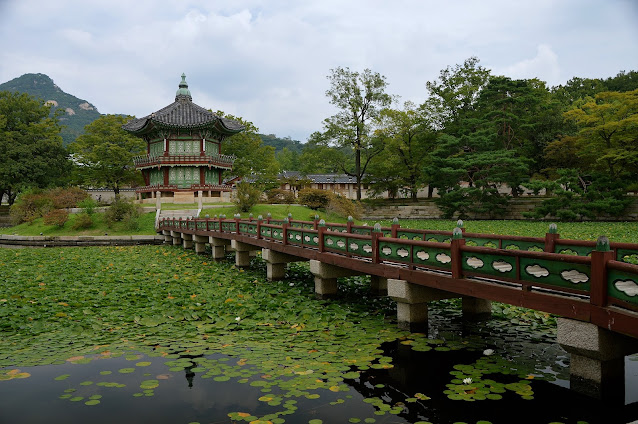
{"left": 2, "top": 203, "right": 637, "bottom": 243}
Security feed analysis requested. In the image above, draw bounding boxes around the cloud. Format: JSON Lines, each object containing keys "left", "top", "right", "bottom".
{"left": 498, "top": 44, "right": 561, "bottom": 85}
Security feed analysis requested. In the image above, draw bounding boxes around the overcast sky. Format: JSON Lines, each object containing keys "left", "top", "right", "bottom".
{"left": 1, "top": 0, "right": 637, "bottom": 141}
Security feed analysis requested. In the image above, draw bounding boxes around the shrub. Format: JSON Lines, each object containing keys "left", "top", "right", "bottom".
{"left": 104, "top": 198, "right": 140, "bottom": 227}
{"left": 9, "top": 187, "right": 89, "bottom": 225}
{"left": 298, "top": 188, "right": 333, "bottom": 210}
{"left": 77, "top": 197, "right": 98, "bottom": 215}
{"left": 234, "top": 182, "right": 262, "bottom": 212}
{"left": 43, "top": 209, "right": 69, "bottom": 227}
{"left": 327, "top": 195, "right": 362, "bottom": 220}
{"left": 9, "top": 190, "right": 53, "bottom": 225}
{"left": 72, "top": 212, "right": 94, "bottom": 230}
{"left": 49, "top": 187, "right": 89, "bottom": 209}
{"left": 265, "top": 188, "right": 296, "bottom": 204}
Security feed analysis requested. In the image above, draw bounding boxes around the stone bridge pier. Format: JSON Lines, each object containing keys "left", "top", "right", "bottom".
{"left": 557, "top": 318, "right": 638, "bottom": 402}
{"left": 309, "top": 260, "right": 364, "bottom": 299}
{"left": 262, "top": 249, "right": 307, "bottom": 281}
{"left": 388, "top": 279, "right": 492, "bottom": 332}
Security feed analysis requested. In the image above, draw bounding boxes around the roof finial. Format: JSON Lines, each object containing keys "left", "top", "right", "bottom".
{"left": 175, "top": 73, "right": 192, "bottom": 101}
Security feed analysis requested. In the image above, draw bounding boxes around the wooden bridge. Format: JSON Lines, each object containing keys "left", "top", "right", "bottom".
{"left": 157, "top": 215, "right": 638, "bottom": 402}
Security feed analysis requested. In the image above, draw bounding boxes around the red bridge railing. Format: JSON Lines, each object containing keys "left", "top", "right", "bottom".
{"left": 158, "top": 216, "right": 638, "bottom": 338}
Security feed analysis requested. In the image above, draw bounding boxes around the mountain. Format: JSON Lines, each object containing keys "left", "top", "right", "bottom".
{"left": 0, "top": 73, "right": 101, "bottom": 145}
{"left": 259, "top": 133, "right": 304, "bottom": 153}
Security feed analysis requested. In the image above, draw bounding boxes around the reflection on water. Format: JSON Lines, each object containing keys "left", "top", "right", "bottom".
{"left": 1, "top": 305, "right": 637, "bottom": 424}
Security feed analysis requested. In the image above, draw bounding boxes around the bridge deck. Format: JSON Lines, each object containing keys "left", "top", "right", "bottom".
{"left": 158, "top": 217, "right": 638, "bottom": 339}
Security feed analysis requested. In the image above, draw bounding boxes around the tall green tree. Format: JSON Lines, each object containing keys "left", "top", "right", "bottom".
{"left": 563, "top": 89, "right": 638, "bottom": 180}
{"left": 422, "top": 57, "right": 491, "bottom": 131}
{"left": 316, "top": 67, "right": 393, "bottom": 200}
{"left": 214, "top": 111, "right": 279, "bottom": 184}
{"left": 368, "top": 102, "right": 436, "bottom": 200}
{"left": 0, "top": 91, "right": 69, "bottom": 205}
{"left": 70, "top": 114, "right": 145, "bottom": 198}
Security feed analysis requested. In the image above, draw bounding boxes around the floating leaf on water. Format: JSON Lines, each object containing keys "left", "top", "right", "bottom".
{"left": 118, "top": 368, "right": 135, "bottom": 374}
{"left": 54, "top": 374, "right": 71, "bottom": 381}
{"left": 85, "top": 400, "right": 100, "bottom": 406}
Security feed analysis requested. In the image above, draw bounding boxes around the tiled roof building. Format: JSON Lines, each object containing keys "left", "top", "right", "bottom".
{"left": 123, "top": 74, "right": 244, "bottom": 204}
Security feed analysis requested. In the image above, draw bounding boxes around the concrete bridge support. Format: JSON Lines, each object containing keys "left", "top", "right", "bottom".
{"left": 181, "top": 233, "right": 193, "bottom": 250}
{"left": 461, "top": 296, "right": 492, "bottom": 320}
{"left": 309, "top": 260, "right": 363, "bottom": 299}
{"left": 388, "top": 279, "right": 459, "bottom": 332}
{"left": 162, "top": 230, "right": 172, "bottom": 244}
{"left": 557, "top": 318, "right": 638, "bottom": 402}
{"left": 209, "top": 237, "right": 230, "bottom": 261}
{"left": 193, "top": 235, "right": 208, "bottom": 254}
{"left": 231, "top": 240, "right": 260, "bottom": 268}
{"left": 262, "top": 249, "right": 306, "bottom": 281}
{"left": 170, "top": 231, "right": 182, "bottom": 246}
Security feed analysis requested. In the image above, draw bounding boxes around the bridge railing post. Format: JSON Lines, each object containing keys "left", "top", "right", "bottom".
{"left": 544, "top": 223, "right": 559, "bottom": 253}
{"left": 391, "top": 217, "right": 400, "bottom": 238}
{"left": 347, "top": 216, "right": 354, "bottom": 233}
{"left": 591, "top": 236, "right": 614, "bottom": 307}
{"left": 283, "top": 218, "right": 289, "bottom": 245}
{"left": 318, "top": 220, "right": 326, "bottom": 252}
{"left": 372, "top": 223, "right": 382, "bottom": 264}
{"left": 234, "top": 214, "right": 241, "bottom": 234}
{"left": 313, "top": 214, "right": 320, "bottom": 230}
{"left": 451, "top": 227, "right": 465, "bottom": 279}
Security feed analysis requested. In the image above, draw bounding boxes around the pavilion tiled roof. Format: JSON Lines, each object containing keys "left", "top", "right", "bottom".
{"left": 122, "top": 74, "right": 244, "bottom": 136}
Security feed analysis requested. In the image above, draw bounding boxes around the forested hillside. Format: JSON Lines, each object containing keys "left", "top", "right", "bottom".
{"left": 0, "top": 73, "right": 101, "bottom": 145}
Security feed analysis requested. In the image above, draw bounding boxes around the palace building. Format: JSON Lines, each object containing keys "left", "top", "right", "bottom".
{"left": 123, "top": 74, "right": 244, "bottom": 204}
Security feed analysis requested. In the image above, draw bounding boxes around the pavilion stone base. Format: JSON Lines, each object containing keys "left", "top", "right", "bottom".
{"left": 309, "top": 260, "right": 363, "bottom": 299}
{"left": 557, "top": 317, "right": 638, "bottom": 403}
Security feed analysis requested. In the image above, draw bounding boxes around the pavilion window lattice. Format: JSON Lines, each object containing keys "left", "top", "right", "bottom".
{"left": 205, "top": 169, "right": 219, "bottom": 185}
{"left": 169, "top": 167, "right": 199, "bottom": 188}
{"left": 169, "top": 140, "right": 198, "bottom": 155}
{"left": 149, "top": 169, "right": 163, "bottom": 186}
{"left": 149, "top": 142, "right": 163, "bottom": 157}
{"left": 205, "top": 141, "right": 219, "bottom": 155}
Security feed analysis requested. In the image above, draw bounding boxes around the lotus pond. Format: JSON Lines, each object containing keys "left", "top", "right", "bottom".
{"left": 1, "top": 246, "right": 637, "bottom": 424}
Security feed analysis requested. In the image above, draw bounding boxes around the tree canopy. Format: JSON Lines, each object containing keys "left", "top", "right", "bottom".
{"left": 69, "top": 114, "right": 145, "bottom": 197}
{"left": 0, "top": 91, "right": 69, "bottom": 205}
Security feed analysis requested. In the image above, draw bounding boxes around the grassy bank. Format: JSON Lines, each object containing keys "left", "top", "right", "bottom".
{"left": 2, "top": 203, "right": 637, "bottom": 243}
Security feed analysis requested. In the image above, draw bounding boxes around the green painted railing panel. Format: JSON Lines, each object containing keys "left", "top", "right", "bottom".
{"left": 287, "top": 230, "right": 303, "bottom": 244}
{"left": 327, "top": 225, "right": 348, "bottom": 233}
{"left": 378, "top": 241, "right": 413, "bottom": 263}
{"left": 461, "top": 252, "right": 516, "bottom": 280}
{"left": 324, "top": 234, "right": 348, "bottom": 251}
{"left": 502, "top": 240, "right": 544, "bottom": 252}
{"left": 351, "top": 227, "right": 372, "bottom": 236}
{"left": 221, "top": 222, "right": 236, "bottom": 232}
{"left": 302, "top": 231, "right": 319, "bottom": 246}
{"left": 397, "top": 230, "right": 425, "bottom": 241}
{"left": 271, "top": 228, "right": 284, "bottom": 240}
{"left": 346, "top": 238, "right": 373, "bottom": 257}
{"left": 617, "top": 249, "right": 638, "bottom": 265}
{"left": 412, "top": 246, "right": 453, "bottom": 269}
{"left": 196, "top": 221, "right": 207, "bottom": 231}
{"left": 519, "top": 257, "right": 591, "bottom": 293}
{"left": 245, "top": 223, "right": 258, "bottom": 235}
{"left": 424, "top": 234, "right": 452, "bottom": 243}
{"left": 555, "top": 243, "right": 594, "bottom": 257}
{"left": 464, "top": 237, "right": 499, "bottom": 248}
{"left": 608, "top": 269, "right": 638, "bottom": 307}
{"left": 260, "top": 227, "right": 272, "bottom": 238}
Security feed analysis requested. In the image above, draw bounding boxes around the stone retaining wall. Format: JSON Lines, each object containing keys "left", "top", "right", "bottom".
{"left": 363, "top": 198, "right": 638, "bottom": 221}
{"left": 0, "top": 234, "right": 164, "bottom": 247}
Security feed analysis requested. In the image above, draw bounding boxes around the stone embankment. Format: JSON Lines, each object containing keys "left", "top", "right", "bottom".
{"left": 0, "top": 234, "right": 164, "bottom": 248}
{"left": 362, "top": 197, "right": 638, "bottom": 221}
